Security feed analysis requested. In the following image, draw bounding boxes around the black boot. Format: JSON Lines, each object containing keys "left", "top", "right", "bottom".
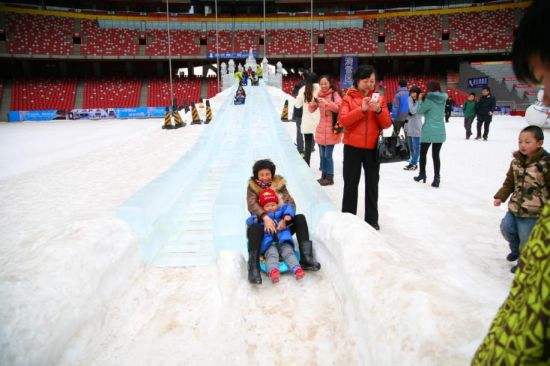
{"left": 299, "top": 240, "right": 321, "bottom": 271}
{"left": 317, "top": 173, "right": 326, "bottom": 184}
{"left": 414, "top": 173, "right": 427, "bottom": 183}
{"left": 247, "top": 240, "right": 262, "bottom": 284}
{"left": 431, "top": 175, "right": 440, "bottom": 188}
{"left": 320, "top": 174, "right": 334, "bottom": 186}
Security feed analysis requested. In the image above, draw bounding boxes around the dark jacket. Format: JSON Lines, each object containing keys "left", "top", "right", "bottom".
{"left": 445, "top": 98, "right": 454, "bottom": 112}
{"left": 475, "top": 95, "right": 496, "bottom": 116}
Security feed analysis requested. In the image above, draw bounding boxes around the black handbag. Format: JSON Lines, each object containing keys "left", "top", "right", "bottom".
{"left": 377, "top": 134, "right": 410, "bottom": 163}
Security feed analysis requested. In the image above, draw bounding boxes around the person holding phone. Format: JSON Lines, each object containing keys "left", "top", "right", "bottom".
{"left": 339, "top": 64, "right": 392, "bottom": 230}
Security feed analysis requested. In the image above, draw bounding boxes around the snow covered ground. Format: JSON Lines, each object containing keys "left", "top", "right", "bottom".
{"left": 0, "top": 84, "right": 545, "bottom": 365}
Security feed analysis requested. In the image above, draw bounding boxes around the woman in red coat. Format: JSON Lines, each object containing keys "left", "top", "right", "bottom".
{"left": 338, "top": 64, "right": 392, "bottom": 230}
{"left": 312, "top": 75, "right": 343, "bottom": 186}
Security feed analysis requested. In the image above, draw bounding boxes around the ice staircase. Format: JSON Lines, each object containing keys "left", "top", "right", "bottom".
{"left": 118, "top": 82, "right": 334, "bottom": 267}
{"left": 470, "top": 61, "right": 538, "bottom": 103}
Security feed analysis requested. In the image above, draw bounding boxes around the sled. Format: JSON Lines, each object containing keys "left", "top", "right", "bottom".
{"left": 234, "top": 96, "right": 246, "bottom": 105}
{"left": 259, "top": 247, "right": 301, "bottom": 273}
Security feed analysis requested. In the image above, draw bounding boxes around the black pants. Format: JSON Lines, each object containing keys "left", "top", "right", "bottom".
{"left": 393, "top": 120, "right": 407, "bottom": 137}
{"left": 303, "top": 133, "right": 314, "bottom": 166}
{"left": 419, "top": 142, "right": 443, "bottom": 178}
{"left": 342, "top": 145, "right": 380, "bottom": 226}
{"left": 294, "top": 115, "right": 304, "bottom": 153}
{"left": 247, "top": 214, "right": 310, "bottom": 252}
{"left": 464, "top": 116, "right": 475, "bottom": 138}
{"left": 476, "top": 114, "right": 492, "bottom": 139}
{"left": 445, "top": 110, "right": 451, "bottom": 123}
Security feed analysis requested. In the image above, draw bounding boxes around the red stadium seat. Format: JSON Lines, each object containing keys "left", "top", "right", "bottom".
{"left": 447, "top": 88, "right": 469, "bottom": 107}
{"left": 11, "top": 78, "right": 77, "bottom": 111}
{"left": 145, "top": 29, "right": 200, "bottom": 56}
{"left": 449, "top": 10, "right": 514, "bottom": 51}
{"left": 147, "top": 77, "right": 201, "bottom": 107}
{"left": 324, "top": 20, "right": 378, "bottom": 54}
{"left": 234, "top": 30, "right": 261, "bottom": 53}
{"left": 7, "top": 13, "right": 73, "bottom": 55}
{"left": 81, "top": 20, "right": 139, "bottom": 56}
{"left": 385, "top": 15, "right": 442, "bottom": 53}
{"left": 267, "top": 29, "right": 317, "bottom": 55}
{"left": 83, "top": 77, "right": 141, "bottom": 108}
{"left": 207, "top": 78, "right": 219, "bottom": 99}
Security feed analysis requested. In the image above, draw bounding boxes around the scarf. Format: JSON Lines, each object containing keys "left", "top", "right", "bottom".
{"left": 318, "top": 88, "right": 334, "bottom": 99}
{"left": 255, "top": 179, "right": 272, "bottom": 189}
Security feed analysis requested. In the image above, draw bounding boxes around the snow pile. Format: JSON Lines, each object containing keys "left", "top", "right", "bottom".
{"left": 0, "top": 82, "right": 542, "bottom": 365}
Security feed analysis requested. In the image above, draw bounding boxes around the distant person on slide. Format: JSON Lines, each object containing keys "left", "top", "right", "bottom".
{"left": 472, "top": 0, "right": 549, "bottom": 363}
{"left": 246, "top": 159, "right": 320, "bottom": 284}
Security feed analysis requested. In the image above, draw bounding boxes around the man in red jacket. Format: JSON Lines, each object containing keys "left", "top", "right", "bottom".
{"left": 339, "top": 64, "right": 392, "bottom": 230}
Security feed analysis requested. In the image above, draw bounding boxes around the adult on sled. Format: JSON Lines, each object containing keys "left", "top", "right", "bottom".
{"left": 339, "top": 64, "right": 392, "bottom": 231}
{"left": 246, "top": 159, "right": 321, "bottom": 284}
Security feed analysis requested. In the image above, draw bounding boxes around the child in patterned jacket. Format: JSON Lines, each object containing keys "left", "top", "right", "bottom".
{"left": 494, "top": 125, "right": 550, "bottom": 272}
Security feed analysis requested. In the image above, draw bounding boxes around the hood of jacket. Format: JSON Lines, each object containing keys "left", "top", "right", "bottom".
{"left": 426, "top": 91, "right": 448, "bottom": 105}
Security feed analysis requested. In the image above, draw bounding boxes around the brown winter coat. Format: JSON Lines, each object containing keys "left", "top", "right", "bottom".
{"left": 247, "top": 175, "right": 296, "bottom": 218}
{"left": 494, "top": 149, "right": 550, "bottom": 218}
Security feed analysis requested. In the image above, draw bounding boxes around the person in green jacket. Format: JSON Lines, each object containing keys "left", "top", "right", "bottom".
{"left": 413, "top": 80, "right": 447, "bottom": 188}
{"left": 463, "top": 92, "right": 476, "bottom": 139}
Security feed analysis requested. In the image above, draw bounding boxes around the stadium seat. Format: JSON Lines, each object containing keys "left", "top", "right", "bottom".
{"left": 83, "top": 77, "right": 141, "bottom": 108}
{"left": 385, "top": 15, "right": 442, "bottom": 53}
{"left": 81, "top": 20, "right": 139, "bottom": 56}
{"left": 7, "top": 13, "right": 73, "bottom": 55}
{"left": 147, "top": 77, "right": 201, "bottom": 107}
{"left": 207, "top": 78, "right": 219, "bottom": 99}
{"left": 449, "top": 10, "right": 514, "bottom": 51}
{"left": 145, "top": 29, "right": 200, "bottom": 56}
{"left": 11, "top": 78, "right": 77, "bottom": 111}
{"left": 324, "top": 20, "right": 378, "bottom": 54}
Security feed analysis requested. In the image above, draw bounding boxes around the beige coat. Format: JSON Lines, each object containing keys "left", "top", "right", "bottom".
{"left": 293, "top": 83, "right": 321, "bottom": 134}
{"left": 247, "top": 175, "right": 296, "bottom": 218}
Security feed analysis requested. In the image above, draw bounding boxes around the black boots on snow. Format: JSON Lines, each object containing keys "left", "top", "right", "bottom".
{"left": 247, "top": 241, "right": 262, "bottom": 284}
{"left": 299, "top": 240, "right": 321, "bottom": 271}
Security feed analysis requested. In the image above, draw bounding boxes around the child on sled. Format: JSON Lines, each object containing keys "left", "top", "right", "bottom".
{"left": 246, "top": 188, "right": 305, "bottom": 283}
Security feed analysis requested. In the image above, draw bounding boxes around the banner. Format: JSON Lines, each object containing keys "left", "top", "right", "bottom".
{"left": 207, "top": 51, "right": 258, "bottom": 59}
{"left": 467, "top": 77, "right": 489, "bottom": 88}
{"left": 8, "top": 110, "right": 62, "bottom": 122}
{"left": 340, "top": 56, "right": 358, "bottom": 90}
{"left": 8, "top": 107, "right": 168, "bottom": 122}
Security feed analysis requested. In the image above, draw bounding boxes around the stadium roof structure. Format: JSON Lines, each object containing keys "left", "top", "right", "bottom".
{"left": 4, "top": 0, "right": 518, "bottom": 14}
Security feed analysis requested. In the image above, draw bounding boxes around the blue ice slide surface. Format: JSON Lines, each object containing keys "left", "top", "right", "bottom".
{"left": 118, "top": 83, "right": 335, "bottom": 267}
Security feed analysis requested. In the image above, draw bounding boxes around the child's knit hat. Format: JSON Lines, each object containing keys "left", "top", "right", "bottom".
{"left": 258, "top": 188, "right": 279, "bottom": 207}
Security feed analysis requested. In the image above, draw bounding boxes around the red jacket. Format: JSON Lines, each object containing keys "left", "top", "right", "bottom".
{"left": 338, "top": 88, "right": 392, "bottom": 149}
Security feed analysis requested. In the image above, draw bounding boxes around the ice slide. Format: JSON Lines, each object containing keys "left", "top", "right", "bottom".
{"left": 114, "top": 83, "right": 481, "bottom": 364}
{"left": 118, "top": 82, "right": 334, "bottom": 267}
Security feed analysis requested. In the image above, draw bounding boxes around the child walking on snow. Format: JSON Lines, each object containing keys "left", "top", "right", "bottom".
{"left": 246, "top": 188, "right": 305, "bottom": 283}
{"left": 494, "top": 125, "right": 550, "bottom": 272}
